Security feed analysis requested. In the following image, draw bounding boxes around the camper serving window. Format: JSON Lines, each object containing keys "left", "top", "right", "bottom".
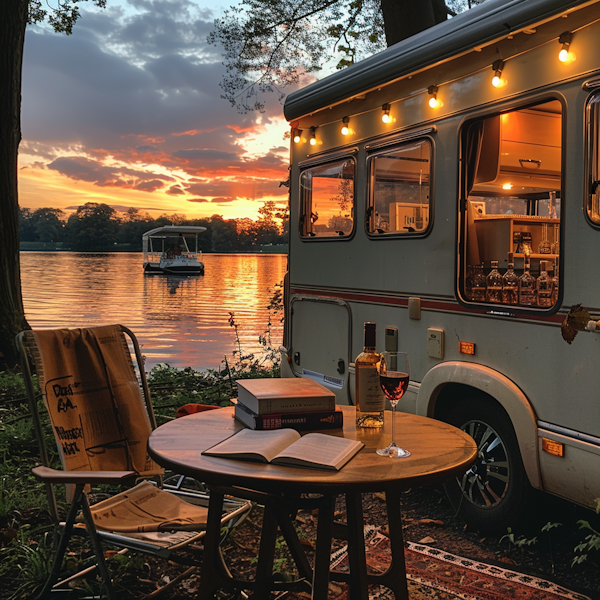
{"left": 299, "top": 158, "right": 355, "bottom": 238}
{"left": 367, "top": 140, "right": 431, "bottom": 236}
{"left": 460, "top": 100, "right": 562, "bottom": 309}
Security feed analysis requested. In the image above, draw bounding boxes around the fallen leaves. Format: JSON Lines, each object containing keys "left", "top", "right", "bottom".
{"left": 561, "top": 304, "right": 591, "bottom": 344}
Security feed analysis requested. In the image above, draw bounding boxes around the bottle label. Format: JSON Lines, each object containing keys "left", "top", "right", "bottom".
{"left": 356, "top": 364, "right": 384, "bottom": 411}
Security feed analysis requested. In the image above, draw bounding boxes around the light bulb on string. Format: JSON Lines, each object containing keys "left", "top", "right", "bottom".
{"left": 427, "top": 86, "right": 441, "bottom": 108}
{"left": 309, "top": 126, "right": 317, "bottom": 146}
{"left": 381, "top": 103, "right": 392, "bottom": 124}
{"left": 293, "top": 128, "right": 302, "bottom": 143}
{"left": 341, "top": 116, "right": 350, "bottom": 136}
{"left": 558, "top": 31, "right": 574, "bottom": 63}
{"left": 491, "top": 59, "right": 506, "bottom": 88}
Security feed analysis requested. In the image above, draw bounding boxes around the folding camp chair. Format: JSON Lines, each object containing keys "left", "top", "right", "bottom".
{"left": 16, "top": 325, "right": 251, "bottom": 600}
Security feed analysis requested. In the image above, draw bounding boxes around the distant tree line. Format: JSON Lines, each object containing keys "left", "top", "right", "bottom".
{"left": 19, "top": 201, "right": 289, "bottom": 253}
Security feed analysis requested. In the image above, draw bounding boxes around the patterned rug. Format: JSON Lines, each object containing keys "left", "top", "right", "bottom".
{"left": 277, "top": 527, "right": 591, "bottom": 600}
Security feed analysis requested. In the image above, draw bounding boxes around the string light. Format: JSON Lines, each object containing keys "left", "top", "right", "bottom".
{"left": 558, "top": 31, "right": 574, "bottom": 62}
{"left": 381, "top": 103, "right": 392, "bottom": 123}
{"left": 293, "top": 128, "right": 302, "bottom": 143}
{"left": 309, "top": 126, "right": 317, "bottom": 146}
{"left": 491, "top": 59, "right": 506, "bottom": 88}
{"left": 427, "top": 86, "right": 441, "bottom": 108}
{"left": 341, "top": 116, "right": 350, "bottom": 136}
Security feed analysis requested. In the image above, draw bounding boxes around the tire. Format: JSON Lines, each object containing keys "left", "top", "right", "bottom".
{"left": 442, "top": 394, "right": 530, "bottom": 533}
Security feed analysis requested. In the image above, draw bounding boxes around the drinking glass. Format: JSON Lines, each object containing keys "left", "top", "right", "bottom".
{"left": 376, "top": 352, "right": 411, "bottom": 458}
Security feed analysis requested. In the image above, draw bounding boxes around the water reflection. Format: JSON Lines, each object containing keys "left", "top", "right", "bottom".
{"left": 21, "top": 252, "right": 287, "bottom": 371}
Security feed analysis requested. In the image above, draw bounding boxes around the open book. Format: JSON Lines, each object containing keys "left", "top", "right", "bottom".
{"left": 202, "top": 428, "right": 363, "bottom": 471}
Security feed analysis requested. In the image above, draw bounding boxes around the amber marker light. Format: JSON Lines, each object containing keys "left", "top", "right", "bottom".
{"left": 558, "top": 31, "right": 574, "bottom": 62}
{"left": 381, "top": 103, "right": 392, "bottom": 123}
{"left": 427, "top": 85, "right": 441, "bottom": 108}
{"left": 542, "top": 438, "right": 564, "bottom": 457}
{"left": 491, "top": 59, "right": 506, "bottom": 88}
{"left": 293, "top": 128, "right": 302, "bottom": 143}
{"left": 458, "top": 341, "right": 475, "bottom": 355}
{"left": 502, "top": 183, "right": 513, "bottom": 190}
{"left": 309, "top": 126, "right": 317, "bottom": 146}
{"left": 341, "top": 116, "right": 350, "bottom": 136}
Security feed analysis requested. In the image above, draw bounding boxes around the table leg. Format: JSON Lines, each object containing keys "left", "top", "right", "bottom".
{"left": 312, "top": 494, "right": 335, "bottom": 600}
{"left": 249, "top": 504, "right": 279, "bottom": 598}
{"left": 379, "top": 489, "right": 409, "bottom": 600}
{"left": 345, "top": 493, "right": 369, "bottom": 600}
{"left": 198, "top": 489, "right": 228, "bottom": 600}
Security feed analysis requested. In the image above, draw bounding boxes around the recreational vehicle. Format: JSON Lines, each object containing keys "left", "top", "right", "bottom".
{"left": 282, "top": 0, "right": 600, "bottom": 531}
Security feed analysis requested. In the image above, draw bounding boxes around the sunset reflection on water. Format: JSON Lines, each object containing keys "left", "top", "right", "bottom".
{"left": 20, "top": 252, "right": 287, "bottom": 371}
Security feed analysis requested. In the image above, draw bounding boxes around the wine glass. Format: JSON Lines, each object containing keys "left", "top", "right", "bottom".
{"left": 376, "top": 352, "right": 411, "bottom": 458}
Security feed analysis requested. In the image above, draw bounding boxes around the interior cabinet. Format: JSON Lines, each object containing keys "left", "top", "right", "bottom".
{"left": 474, "top": 216, "right": 559, "bottom": 268}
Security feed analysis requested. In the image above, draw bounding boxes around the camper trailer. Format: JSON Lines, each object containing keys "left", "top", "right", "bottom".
{"left": 282, "top": 0, "right": 600, "bottom": 531}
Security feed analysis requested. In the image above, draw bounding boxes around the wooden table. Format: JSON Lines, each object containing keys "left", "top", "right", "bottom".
{"left": 148, "top": 405, "right": 477, "bottom": 600}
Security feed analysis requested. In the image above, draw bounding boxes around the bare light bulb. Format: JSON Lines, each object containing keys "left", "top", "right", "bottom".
{"left": 309, "top": 136, "right": 317, "bottom": 146}
{"left": 558, "top": 47, "right": 569, "bottom": 62}
{"left": 341, "top": 117, "right": 350, "bottom": 135}
{"left": 381, "top": 104, "right": 391, "bottom": 123}
{"left": 428, "top": 96, "right": 440, "bottom": 108}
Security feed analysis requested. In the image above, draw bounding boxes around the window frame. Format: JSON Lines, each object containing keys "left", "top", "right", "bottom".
{"left": 456, "top": 95, "right": 565, "bottom": 315}
{"left": 298, "top": 153, "right": 357, "bottom": 241}
{"left": 365, "top": 135, "right": 435, "bottom": 240}
{"left": 585, "top": 90, "right": 600, "bottom": 230}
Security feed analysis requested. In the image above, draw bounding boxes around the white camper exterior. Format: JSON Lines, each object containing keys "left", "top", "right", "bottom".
{"left": 282, "top": 0, "right": 600, "bottom": 530}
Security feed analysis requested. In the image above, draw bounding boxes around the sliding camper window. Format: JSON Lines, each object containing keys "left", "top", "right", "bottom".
{"left": 587, "top": 93, "right": 600, "bottom": 225}
{"left": 367, "top": 139, "right": 432, "bottom": 236}
{"left": 299, "top": 158, "right": 355, "bottom": 238}
{"left": 460, "top": 99, "right": 562, "bottom": 310}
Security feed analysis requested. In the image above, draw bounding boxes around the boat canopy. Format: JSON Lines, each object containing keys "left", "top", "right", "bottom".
{"left": 142, "top": 226, "right": 207, "bottom": 241}
{"left": 283, "top": 0, "right": 588, "bottom": 121}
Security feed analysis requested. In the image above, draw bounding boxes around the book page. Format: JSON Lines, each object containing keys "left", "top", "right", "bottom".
{"left": 203, "top": 428, "right": 301, "bottom": 463}
{"left": 271, "top": 433, "right": 363, "bottom": 470}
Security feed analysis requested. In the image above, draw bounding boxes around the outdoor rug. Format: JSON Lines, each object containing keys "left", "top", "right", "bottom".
{"left": 276, "top": 527, "right": 591, "bottom": 600}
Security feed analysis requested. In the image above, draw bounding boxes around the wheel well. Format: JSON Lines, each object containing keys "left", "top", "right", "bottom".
{"left": 433, "top": 383, "right": 509, "bottom": 424}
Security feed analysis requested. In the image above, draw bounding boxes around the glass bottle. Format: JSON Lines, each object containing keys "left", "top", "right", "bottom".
{"left": 536, "top": 261, "right": 553, "bottom": 307}
{"left": 485, "top": 260, "right": 502, "bottom": 303}
{"left": 502, "top": 253, "right": 519, "bottom": 305}
{"left": 538, "top": 223, "right": 552, "bottom": 254}
{"left": 355, "top": 322, "right": 384, "bottom": 428}
{"left": 551, "top": 261, "right": 559, "bottom": 305}
{"left": 551, "top": 224, "right": 560, "bottom": 255}
{"left": 518, "top": 257, "right": 536, "bottom": 306}
{"left": 472, "top": 264, "right": 486, "bottom": 302}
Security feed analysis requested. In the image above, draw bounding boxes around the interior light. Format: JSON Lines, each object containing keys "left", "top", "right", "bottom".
{"left": 491, "top": 59, "right": 506, "bottom": 88}
{"left": 502, "top": 183, "right": 513, "bottom": 190}
{"left": 427, "top": 86, "right": 441, "bottom": 108}
{"left": 309, "top": 126, "right": 317, "bottom": 146}
{"left": 558, "top": 31, "right": 574, "bottom": 62}
{"left": 292, "top": 128, "right": 302, "bottom": 144}
{"left": 341, "top": 116, "right": 350, "bottom": 136}
{"left": 381, "top": 103, "right": 392, "bottom": 124}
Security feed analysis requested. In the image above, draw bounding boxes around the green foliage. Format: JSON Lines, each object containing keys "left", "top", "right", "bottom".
{"left": 500, "top": 526, "right": 538, "bottom": 550}
{"left": 28, "top": 0, "right": 107, "bottom": 35}
{"left": 572, "top": 501, "right": 600, "bottom": 566}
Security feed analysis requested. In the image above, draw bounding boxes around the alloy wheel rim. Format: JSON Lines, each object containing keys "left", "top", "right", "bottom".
{"left": 458, "top": 419, "right": 510, "bottom": 509}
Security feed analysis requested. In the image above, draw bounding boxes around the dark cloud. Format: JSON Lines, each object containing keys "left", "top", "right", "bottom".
{"left": 167, "top": 185, "right": 185, "bottom": 195}
{"left": 187, "top": 198, "right": 210, "bottom": 203}
{"left": 211, "top": 197, "right": 235, "bottom": 203}
{"left": 48, "top": 156, "right": 174, "bottom": 190}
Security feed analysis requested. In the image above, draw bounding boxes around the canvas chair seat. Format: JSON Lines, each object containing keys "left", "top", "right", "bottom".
{"left": 17, "top": 325, "right": 251, "bottom": 600}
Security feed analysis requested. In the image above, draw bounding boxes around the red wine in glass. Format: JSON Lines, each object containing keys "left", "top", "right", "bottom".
{"left": 376, "top": 352, "right": 411, "bottom": 458}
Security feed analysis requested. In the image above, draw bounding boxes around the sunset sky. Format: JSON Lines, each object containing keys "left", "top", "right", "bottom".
{"left": 18, "top": 0, "right": 299, "bottom": 221}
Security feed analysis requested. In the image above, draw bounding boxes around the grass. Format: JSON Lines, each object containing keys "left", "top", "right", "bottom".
{"left": 0, "top": 293, "right": 283, "bottom": 599}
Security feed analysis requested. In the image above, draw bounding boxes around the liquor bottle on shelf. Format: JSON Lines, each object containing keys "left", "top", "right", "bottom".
{"left": 485, "top": 260, "right": 502, "bottom": 303}
{"left": 551, "top": 261, "right": 559, "bottom": 305}
{"left": 355, "top": 322, "right": 384, "bottom": 428}
{"left": 472, "top": 264, "right": 486, "bottom": 302}
{"left": 518, "top": 256, "right": 536, "bottom": 306}
{"left": 538, "top": 223, "right": 552, "bottom": 254}
{"left": 537, "top": 261, "right": 553, "bottom": 307}
{"left": 502, "top": 253, "right": 519, "bottom": 305}
{"left": 551, "top": 224, "right": 560, "bottom": 255}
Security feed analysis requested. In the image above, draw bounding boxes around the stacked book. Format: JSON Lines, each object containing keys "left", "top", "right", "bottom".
{"left": 234, "top": 378, "right": 341, "bottom": 431}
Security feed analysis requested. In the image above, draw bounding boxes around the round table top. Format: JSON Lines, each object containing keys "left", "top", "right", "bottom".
{"left": 148, "top": 406, "right": 477, "bottom": 495}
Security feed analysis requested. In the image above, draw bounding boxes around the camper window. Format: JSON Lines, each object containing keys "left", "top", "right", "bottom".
{"left": 299, "top": 158, "right": 355, "bottom": 238}
{"left": 460, "top": 99, "right": 562, "bottom": 310}
{"left": 587, "top": 93, "right": 600, "bottom": 225}
{"left": 367, "top": 139, "right": 432, "bottom": 236}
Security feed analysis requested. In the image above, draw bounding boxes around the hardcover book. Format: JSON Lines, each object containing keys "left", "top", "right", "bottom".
{"left": 235, "top": 377, "right": 336, "bottom": 415}
{"left": 202, "top": 428, "right": 363, "bottom": 471}
{"left": 234, "top": 401, "right": 343, "bottom": 431}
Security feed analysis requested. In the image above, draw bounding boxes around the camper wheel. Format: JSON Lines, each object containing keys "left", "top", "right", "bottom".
{"left": 443, "top": 394, "right": 530, "bottom": 532}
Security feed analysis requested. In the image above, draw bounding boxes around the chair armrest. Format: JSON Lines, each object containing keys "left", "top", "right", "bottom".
{"left": 32, "top": 465, "right": 137, "bottom": 484}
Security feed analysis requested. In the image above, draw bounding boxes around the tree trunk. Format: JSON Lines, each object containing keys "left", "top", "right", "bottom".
{"left": 0, "top": 0, "right": 30, "bottom": 369}
{"left": 381, "top": 0, "right": 449, "bottom": 47}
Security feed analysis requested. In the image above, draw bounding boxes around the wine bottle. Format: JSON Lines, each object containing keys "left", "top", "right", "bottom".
{"left": 537, "top": 261, "right": 553, "bottom": 307}
{"left": 355, "top": 322, "right": 384, "bottom": 428}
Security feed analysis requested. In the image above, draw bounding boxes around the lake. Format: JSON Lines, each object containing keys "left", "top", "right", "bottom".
{"left": 20, "top": 252, "right": 287, "bottom": 372}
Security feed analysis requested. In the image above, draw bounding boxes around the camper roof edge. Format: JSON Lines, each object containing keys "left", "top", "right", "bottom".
{"left": 283, "top": 0, "right": 590, "bottom": 122}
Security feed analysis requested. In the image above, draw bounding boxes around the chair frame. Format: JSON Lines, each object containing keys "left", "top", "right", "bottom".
{"left": 16, "top": 325, "right": 250, "bottom": 600}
